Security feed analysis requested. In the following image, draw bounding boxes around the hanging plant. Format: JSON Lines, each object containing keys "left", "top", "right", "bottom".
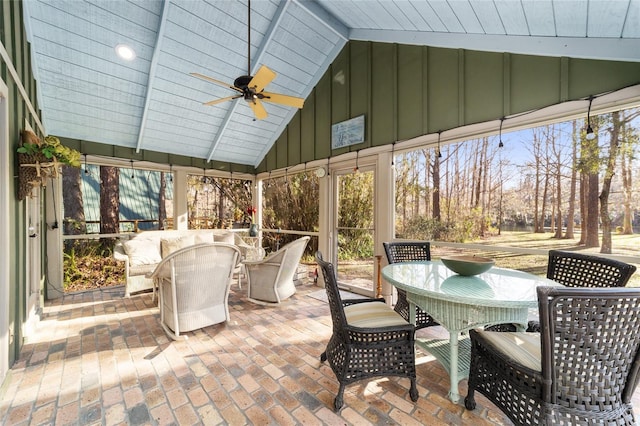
{"left": 17, "top": 130, "right": 81, "bottom": 200}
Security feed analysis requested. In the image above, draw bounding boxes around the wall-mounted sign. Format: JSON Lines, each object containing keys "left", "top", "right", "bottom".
{"left": 331, "top": 115, "right": 365, "bottom": 149}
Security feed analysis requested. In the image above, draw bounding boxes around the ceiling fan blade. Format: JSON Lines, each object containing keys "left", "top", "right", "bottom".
{"left": 203, "top": 95, "right": 241, "bottom": 106}
{"left": 248, "top": 65, "right": 276, "bottom": 92}
{"left": 190, "top": 72, "right": 243, "bottom": 93}
{"left": 261, "top": 92, "right": 304, "bottom": 109}
{"left": 249, "top": 99, "right": 268, "bottom": 120}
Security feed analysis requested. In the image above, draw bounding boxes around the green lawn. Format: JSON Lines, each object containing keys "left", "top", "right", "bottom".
{"left": 432, "top": 231, "right": 640, "bottom": 287}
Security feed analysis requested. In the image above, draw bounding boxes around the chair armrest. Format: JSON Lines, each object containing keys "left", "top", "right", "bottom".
{"left": 113, "top": 243, "right": 128, "bottom": 263}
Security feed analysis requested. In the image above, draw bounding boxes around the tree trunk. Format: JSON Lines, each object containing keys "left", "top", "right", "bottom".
{"left": 621, "top": 145, "right": 634, "bottom": 234}
{"left": 432, "top": 150, "right": 441, "bottom": 221}
{"left": 564, "top": 121, "right": 577, "bottom": 239}
{"left": 62, "top": 165, "right": 86, "bottom": 236}
{"left": 585, "top": 172, "right": 600, "bottom": 247}
{"left": 599, "top": 111, "right": 621, "bottom": 253}
{"left": 578, "top": 172, "right": 587, "bottom": 245}
{"left": 158, "top": 172, "right": 167, "bottom": 230}
{"left": 100, "top": 166, "right": 120, "bottom": 251}
{"left": 553, "top": 126, "right": 563, "bottom": 239}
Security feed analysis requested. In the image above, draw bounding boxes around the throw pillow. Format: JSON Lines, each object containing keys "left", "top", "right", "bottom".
{"left": 161, "top": 235, "right": 196, "bottom": 258}
{"left": 194, "top": 233, "right": 214, "bottom": 244}
{"left": 123, "top": 239, "right": 162, "bottom": 266}
{"left": 214, "top": 231, "right": 235, "bottom": 245}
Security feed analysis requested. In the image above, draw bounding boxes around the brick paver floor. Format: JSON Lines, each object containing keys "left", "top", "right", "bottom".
{"left": 2, "top": 280, "right": 639, "bottom": 425}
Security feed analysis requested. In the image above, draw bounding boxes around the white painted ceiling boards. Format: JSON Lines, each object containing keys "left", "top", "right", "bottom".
{"left": 23, "top": 0, "right": 640, "bottom": 167}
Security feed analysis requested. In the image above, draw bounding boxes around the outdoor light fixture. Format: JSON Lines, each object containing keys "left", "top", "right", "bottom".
{"left": 130, "top": 159, "right": 135, "bottom": 179}
{"left": 115, "top": 44, "right": 136, "bottom": 61}
{"left": 354, "top": 150, "right": 360, "bottom": 172}
{"left": 84, "top": 154, "right": 89, "bottom": 175}
{"left": 498, "top": 118, "right": 504, "bottom": 148}
{"left": 169, "top": 164, "right": 173, "bottom": 182}
{"left": 585, "top": 96, "right": 596, "bottom": 140}
{"left": 437, "top": 132, "right": 442, "bottom": 158}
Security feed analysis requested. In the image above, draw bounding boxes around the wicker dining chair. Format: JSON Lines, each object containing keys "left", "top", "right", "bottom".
{"left": 315, "top": 251, "right": 419, "bottom": 411}
{"left": 465, "top": 286, "right": 640, "bottom": 425}
{"left": 525, "top": 250, "right": 638, "bottom": 332}
{"left": 382, "top": 241, "right": 438, "bottom": 330}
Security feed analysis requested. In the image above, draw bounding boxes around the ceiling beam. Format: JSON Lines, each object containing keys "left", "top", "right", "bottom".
{"left": 136, "top": 0, "right": 171, "bottom": 153}
{"left": 350, "top": 29, "right": 640, "bottom": 63}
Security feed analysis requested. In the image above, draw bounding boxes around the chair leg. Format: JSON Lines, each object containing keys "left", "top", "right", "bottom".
{"left": 320, "top": 351, "right": 327, "bottom": 363}
{"left": 464, "top": 389, "right": 476, "bottom": 410}
{"left": 334, "top": 384, "right": 345, "bottom": 412}
{"left": 409, "top": 378, "right": 418, "bottom": 401}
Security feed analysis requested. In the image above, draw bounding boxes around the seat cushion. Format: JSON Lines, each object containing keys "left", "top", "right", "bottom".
{"left": 344, "top": 301, "right": 409, "bottom": 328}
{"left": 477, "top": 331, "right": 541, "bottom": 372}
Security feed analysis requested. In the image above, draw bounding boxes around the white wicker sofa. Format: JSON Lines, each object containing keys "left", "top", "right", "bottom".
{"left": 114, "top": 229, "right": 253, "bottom": 297}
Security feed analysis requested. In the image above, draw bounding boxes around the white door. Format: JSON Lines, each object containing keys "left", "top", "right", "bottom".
{"left": 333, "top": 167, "right": 375, "bottom": 296}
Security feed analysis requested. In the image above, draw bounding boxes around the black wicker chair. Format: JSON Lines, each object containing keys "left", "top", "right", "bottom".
{"left": 525, "top": 250, "right": 637, "bottom": 332}
{"left": 382, "top": 241, "right": 438, "bottom": 330}
{"left": 315, "top": 251, "right": 418, "bottom": 411}
{"left": 465, "top": 286, "right": 640, "bottom": 425}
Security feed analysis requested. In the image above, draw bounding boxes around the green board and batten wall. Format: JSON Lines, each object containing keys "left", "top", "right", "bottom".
{"left": 257, "top": 40, "right": 640, "bottom": 173}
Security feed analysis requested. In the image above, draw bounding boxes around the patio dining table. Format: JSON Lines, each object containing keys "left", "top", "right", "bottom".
{"left": 382, "top": 260, "right": 561, "bottom": 403}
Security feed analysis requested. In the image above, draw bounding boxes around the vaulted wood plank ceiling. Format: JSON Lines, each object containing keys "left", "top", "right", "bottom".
{"left": 23, "top": 0, "right": 640, "bottom": 167}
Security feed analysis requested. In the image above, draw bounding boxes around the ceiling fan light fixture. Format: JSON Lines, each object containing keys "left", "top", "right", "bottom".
{"left": 115, "top": 44, "right": 136, "bottom": 61}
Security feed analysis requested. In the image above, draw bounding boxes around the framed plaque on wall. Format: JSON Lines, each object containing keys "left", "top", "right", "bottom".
{"left": 331, "top": 115, "right": 365, "bottom": 149}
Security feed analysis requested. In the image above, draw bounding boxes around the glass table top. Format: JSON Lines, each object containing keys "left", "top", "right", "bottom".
{"left": 382, "top": 260, "right": 560, "bottom": 308}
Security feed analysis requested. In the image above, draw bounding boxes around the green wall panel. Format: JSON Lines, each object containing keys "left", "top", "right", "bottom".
{"left": 300, "top": 91, "right": 316, "bottom": 164}
{"left": 397, "top": 44, "right": 424, "bottom": 141}
{"left": 287, "top": 112, "right": 301, "bottom": 167}
{"left": 510, "top": 55, "right": 561, "bottom": 114}
{"left": 331, "top": 47, "right": 350, "bottom": 124}
{"left": 349, "top": 41, "right": 370, "bottom": 120}
{"left": 371, "top": 42, "right": 396, "bottom": 147}
{"left": 276, "top": 132, "right": 288, "bottom": 169}
{"left": 427, "top": 47, "right": 460, "bottom": 132}
{"left": 568, "top": 59, "right": 640, "bottom": 100}
{"left": 314, "top": 73, "right": 332, "bottom": 160}
{"left": 464, "top": 50, "right": 504, "bottom": 125}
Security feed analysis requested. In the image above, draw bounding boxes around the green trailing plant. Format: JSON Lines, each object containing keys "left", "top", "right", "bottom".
{"left": 17, "top": 134, "right": 81, "bottom": 167}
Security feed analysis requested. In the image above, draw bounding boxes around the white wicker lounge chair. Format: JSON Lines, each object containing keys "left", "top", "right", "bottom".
{"left": 244, "top": 236, "right": 310, "bottom": 304}
{"left": 148, "top": 243, "right": 241, "bottom": 340}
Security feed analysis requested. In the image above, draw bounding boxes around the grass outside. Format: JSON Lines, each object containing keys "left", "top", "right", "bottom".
{"left": 332, "top": 231, "right": 640, "bottom": 288}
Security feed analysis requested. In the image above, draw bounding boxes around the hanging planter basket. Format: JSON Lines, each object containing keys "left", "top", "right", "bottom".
{"left": 17, "top": 130, "right": 81, "bottom": 200}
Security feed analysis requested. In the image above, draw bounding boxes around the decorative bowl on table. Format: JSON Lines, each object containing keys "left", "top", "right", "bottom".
{"left": 440, "top": 255, "right": 495, "bottom": 276}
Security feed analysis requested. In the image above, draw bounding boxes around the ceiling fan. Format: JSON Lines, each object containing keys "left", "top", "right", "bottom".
{"left": 191, "top": 0, "right": 304, "bottom": 120}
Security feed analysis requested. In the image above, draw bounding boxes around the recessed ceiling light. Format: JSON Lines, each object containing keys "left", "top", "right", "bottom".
{"left": 115, "top": 44, "right": 136, "bottom": 61}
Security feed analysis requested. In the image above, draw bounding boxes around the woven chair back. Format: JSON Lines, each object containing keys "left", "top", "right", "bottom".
{"left": 383, "top": 242, "right": 431, "bottom": 264}
{"left": 315, "top": 251, "right": 348, "bottom": 334}
{"left": 537, "top": 286, "right": 640, "bottom": 420}
{"left": 547, "top": 250, "right": 637, "bottom": 288}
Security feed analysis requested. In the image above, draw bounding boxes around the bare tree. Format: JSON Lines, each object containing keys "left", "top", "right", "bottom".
{"left": 62, "top": 165, "right": 86, "bottom": 236}
{"left": 563, "top": 121, "right": 578, "bottom": 239}
{"left": 100, "top": 166, "right": 120, "bottom": 251}
{"left": 158, "top": 172, "right": 167, "bottom": 229}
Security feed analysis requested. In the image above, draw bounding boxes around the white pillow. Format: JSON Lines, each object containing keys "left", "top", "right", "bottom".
{"left": 214, "top": 232, "right": 235, "bottom": 245}
{"left": 195, "top": 233, "right": 214, "bottom": 245}
{"left": 161, "top": 235, "right": 196, "bottom": 258}
{"left": 123, "top": 239, "right": 162, "bottom": 266}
